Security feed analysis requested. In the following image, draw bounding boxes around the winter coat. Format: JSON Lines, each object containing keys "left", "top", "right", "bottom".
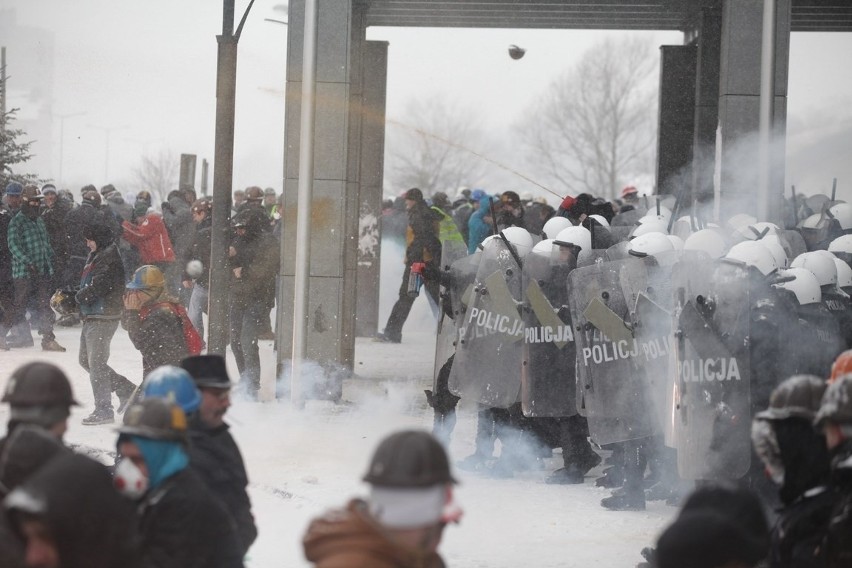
{"left": 137, "top": 467, "right": 244, "bottom": 568}
{"left": 467, "top": 196, "right": 494, "bottom": 254}
{"left": 77, "top": 243, "right": 126, "bottom": 318}
{"left": 41, "top": 198, "right": 72, "bottom": 266}
{"left": 451, "top": 200, "right": 473, "bottom": 245}
{"left": 188, "top": 415, "right": 257, "bottom": 554}
{"left": 123, "top": 299, "right": 189, "bottom": 377}
{"left": 184, "top": 217, "right": 212, "bottom": 288}
{"left": 405, "top": 200, "right": 441, "bottom": 266}
{"left": 303, "top": 499, "right": 447, "bottom": 568}
{"left": 230, "top": 225, "right": 280, "bottom": 303}
{"left": 823, "top": 441, "right": 852, "bottom": 568}
{"left": 122, "top": 212, "right": 176, "bottom": 264}
{"left": 4, "top": 453, "right": 141, "bottom": 568}
{"left": 430, "top": 205, "right": 464, "bottom": 245}
{"left": 767, "top": 418, "right": 833, "bottom": 568}
{"left": 162, "top": 195, "right": 195, "bottom": 260}
{"left": 64, "top": 203, "right": 109, "bottom": 260}
{"left": 7, "top": 211, "right": 54, "bottom": 279}
{"left": 0, "top": 209, "right": 11, "bottom": 285}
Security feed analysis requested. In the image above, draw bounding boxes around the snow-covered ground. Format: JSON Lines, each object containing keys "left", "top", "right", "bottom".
{"left": 0, "top": 241, "right": 677, "bottom": 566}
{"left": 1, "top": 324, "right": 677, "bottom": 567}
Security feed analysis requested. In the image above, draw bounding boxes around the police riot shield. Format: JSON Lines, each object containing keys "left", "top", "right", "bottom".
{"left": 577, "top": 249, "right": 610, "bottom": 268}
{"left": 448, "top": 238, "right": 525, "bottom": 408}
{"left": 520, "top": 245, "right": 578, "bottom": 417}
{"left": 567, "top": 258, "right": 658, "bottom": 445}
{"left": 432, "top": 241, "right": 477, "bottom": 391}
{"left": 672, "top": 254, "right": 751, "bottom": 480}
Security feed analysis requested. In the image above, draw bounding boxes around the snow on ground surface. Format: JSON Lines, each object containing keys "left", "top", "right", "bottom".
{"left": 0, "top": 238, "right": 677, "bottom": 566}
{"left": 0, "top": 324, "right": 677, "bottom": 567}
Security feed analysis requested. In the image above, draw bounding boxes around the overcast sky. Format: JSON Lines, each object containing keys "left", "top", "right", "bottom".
{"left": 3, "top": 0, "right": 852, "bottom": 202}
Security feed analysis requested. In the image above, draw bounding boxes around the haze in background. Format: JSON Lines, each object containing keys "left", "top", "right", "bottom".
{"left": 3, "top": 1, "right": 851, "bottom": 200}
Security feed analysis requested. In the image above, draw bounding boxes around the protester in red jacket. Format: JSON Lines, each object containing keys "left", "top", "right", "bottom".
{"left": 122, "top": 191, "right": 175, "bottom": 274}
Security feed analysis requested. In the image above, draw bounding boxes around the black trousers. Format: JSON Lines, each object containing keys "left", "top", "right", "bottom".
{"left": 382, "top": 264, "right": 439, "bottom": 341}
{"left": 3, "top": 275, "right": 55, "bottom": 341}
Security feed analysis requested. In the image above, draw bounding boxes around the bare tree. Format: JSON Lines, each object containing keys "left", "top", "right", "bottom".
{"left": 517, "top": 36, "right": 657, "bottom": 201}
{"left": 132, "top": 149, "right": 179, "bottom": 205}
{"left": 385, "top": 96, "right": 490, "bottom": 195}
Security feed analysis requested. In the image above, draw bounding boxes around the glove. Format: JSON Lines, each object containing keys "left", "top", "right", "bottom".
{"left": 411, "top": 262, "right": 426, "bottom": 276}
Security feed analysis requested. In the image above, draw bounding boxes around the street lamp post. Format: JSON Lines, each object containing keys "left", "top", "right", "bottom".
{"left": 55, "top": 111, "right": 85, "bottom": 183}
{"left": 207, "top": 0, "right": 256, "bottom": 355}
{"left": 89, "top": 123, "right": 128, "bottom": 181}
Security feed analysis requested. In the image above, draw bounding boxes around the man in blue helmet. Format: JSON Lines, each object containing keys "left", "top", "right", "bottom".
{"left": 139, "top": 365, "right": 202, "bottom": 417}
{"left": 115, "top": 398, "right": 243, "bottom": 568}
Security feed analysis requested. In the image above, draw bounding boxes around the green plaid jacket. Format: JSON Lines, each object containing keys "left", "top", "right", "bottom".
{"left": 7, "top": 212, "right": 54, "bottom": 279}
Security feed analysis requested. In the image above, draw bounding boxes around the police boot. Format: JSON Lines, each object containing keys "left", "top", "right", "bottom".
{"left": 595, "top": 465, "right": 625, "bottom": 488}
{"left": 546, "top": 466, "right": 585, "bottom": 484}
{"left": 457, "top": 452, "right": 490, "bottom": 472}
{"left": 601, "top": 484, "right": 646, "bottom": 511}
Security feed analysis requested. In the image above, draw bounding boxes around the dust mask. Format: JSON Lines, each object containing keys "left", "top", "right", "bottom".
{"left": 114, "top": 458, "right": 148, "bottom": 499}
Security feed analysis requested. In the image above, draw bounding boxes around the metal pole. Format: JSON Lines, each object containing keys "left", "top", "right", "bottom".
{"left": 208, "top": 0, "right": 255, "bottom": 355}
{"left": 104, "top": 128, "right": 110, "bottom": 180}
{"left": 59, "top": 117, "right": 65, "bottom": 182}
{"left": 1, "top": 47, "right": 7, "bottom": 178}
{"left": 207, "top": 1, "right": 238, "bottom": 355}
{"left": 757, "top": 0, "right": 776, "bottom": 222}
{"left": 290, "top": 0, "right": 319, "bottom": 406}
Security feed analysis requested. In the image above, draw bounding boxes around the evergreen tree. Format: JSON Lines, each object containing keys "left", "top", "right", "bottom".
{"left": 0, "top": 108, "right": 40, "bottom": 189}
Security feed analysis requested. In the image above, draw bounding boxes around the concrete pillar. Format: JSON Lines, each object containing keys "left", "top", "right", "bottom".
{"left": 716, "top": 0, "right": 790, "bottom": 221}
{"left": 656, "top": 45, "right": 697, "bottom": 198}
{"left": 279, "top": 0, "right": 358, "bottom": 388}
{"left": 355, "top": 41, "right": 389, "bottom": 338}
{"left": 692, "top": 6, "right": 722, "bottom": 206}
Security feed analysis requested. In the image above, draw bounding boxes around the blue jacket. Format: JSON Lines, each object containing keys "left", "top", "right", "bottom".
{"left": 467, "top": 196, "right": 494, "bottom": 254}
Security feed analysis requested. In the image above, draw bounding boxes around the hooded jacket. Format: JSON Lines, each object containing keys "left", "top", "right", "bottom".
{"left": 163, "top": 195, "right": 195, "bottom": 260}
{"left": 77, "top": 224, "right": 126, "bottom": 318}
{"left": 303, "top": 499, "right": 447, "bottom": 568}
{"left": 4, "top": 453, "right": 140, "bottom": 568}
{"left": 467, "top": 196, "right": 494, "bottom": 254}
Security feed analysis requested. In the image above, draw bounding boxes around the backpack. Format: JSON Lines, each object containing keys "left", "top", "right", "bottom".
{"left": 139, "top": 301, "right": 203, "bottom": 355}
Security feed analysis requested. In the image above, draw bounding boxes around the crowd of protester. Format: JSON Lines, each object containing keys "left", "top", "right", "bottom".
{"left": 0, "top": 181, "right": 281, "bottom": 418}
